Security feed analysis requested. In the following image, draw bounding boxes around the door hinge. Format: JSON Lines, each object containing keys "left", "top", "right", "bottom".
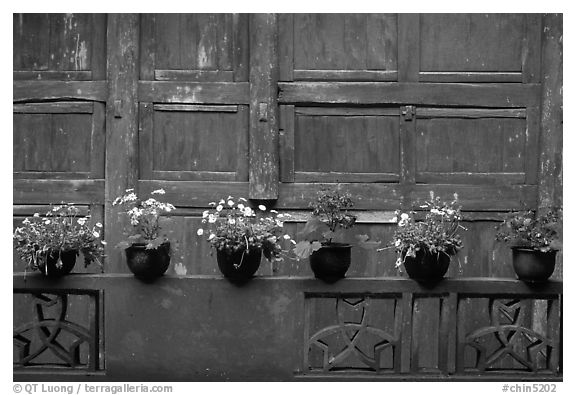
{"left": 402, "top": 105, "right": 414, "bottom": 121}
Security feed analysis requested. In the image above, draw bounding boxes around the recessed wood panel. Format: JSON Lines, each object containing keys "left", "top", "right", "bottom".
{"left": 420, "top": 14, "right": 525, "bottom": 73}
{"left": 293, "top": 14, "right": 397, "bottom": 72}
{"left": 415, "top": 116, "right": 526, "bottom": 181}
{"left": 13, "top": 113, "right": 92, "bottom": 173}
{"left": 294, "top": 113, "right": 400, "bottom": 178}
{"left": 13, "top": 14, "right": 94, "bottom": 72}
{"left": 154, "top": 14, "right": 233, "bottom": 72}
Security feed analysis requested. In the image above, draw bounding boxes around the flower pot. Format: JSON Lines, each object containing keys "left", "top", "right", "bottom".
{"left": 216, "top": 247, "right": 262, "bottom": 281}
{"left": 309, "top": 243, "right": 352, "bottom": 283}
{"left": 125, "top": 242, "right": 171, "bottom": 279}
{"left": 402, "top": 249, "right": 451, "bottom": 281}
{"left": 38, "top": 249, "right": 77, "bottom": 277}
{"left": 512, "top": 248, "right": 557, "bottom": 282}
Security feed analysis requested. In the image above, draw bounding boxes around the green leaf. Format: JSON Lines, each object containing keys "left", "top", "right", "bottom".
{"left": 298, "top": 217, "right": 324, "bottom": 240}
{"left": 116, "top": 241, "right": 131, "bottom": 250}
{"left": 293, "top": 241, "right": 316, "bottom": 260}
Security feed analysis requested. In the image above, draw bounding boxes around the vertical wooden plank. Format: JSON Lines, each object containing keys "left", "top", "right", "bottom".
{"left": 279, "top": 105, "right": 295, "bottom": 182}
{"left": 105, "top": 14, "right": 140, "bottom": 272}
{"left": 400, "top": 106, "right": 416, "bottom": 209}
{"left": 249, "top": 14, "right": 279, "bottom": 199}
{"left": 546, "top": 297, "right": 561, "bottom": 373}
{"left": 233, "top": 13, "right": 249, "bottom": 82}
{"left": 217, "top": 14, "right": 233, "bottom": 71}
{"left": 525, "top": 106, "right": 541, "bottom": 185}
{"left": 90, "top": 102, "right": 106, "bottom": 179}
{"left": 455, "top": 296, "right": 466, "bottom": 373}
{"left": 398, "top": 14, "right": 420, "bottom": 82}
{"left": 278, "top": 14, "right": 294, "bottom": 82}
{"left": 140, "top": 14, "right": 156, "bottom": 81}
{"left": 91, "top": 14, "right": 107, "bottom": 80}
{"left": 138, "top": 102, "right": 154, "bottom": 179}
{"left": 538, "top": 14, "right": 563, "bottom": 210}
{"left": 523, "top": 14, "right": 542, "bottom": 83}
{"left": 439, "top": 293, "right": 458, "bottom": 374}
{"left": 400, "top": 292, "right": 414, "bottom": 373}
{"left": 235, "top": 105, "right": 249, "bottom": 181}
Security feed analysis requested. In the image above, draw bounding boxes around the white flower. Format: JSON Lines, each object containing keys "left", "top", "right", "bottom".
{"left": 151, "top": 189, "right": 166, "bottom": 195}
{"left": 395, "top": 239, "right": 401, "bottom": 247}
{"left": 95, "top": 222, "right": 103, "bottom": 228}
{"left": 398, "top": 219, "right": 407, "bottom": 227}
{"left": 431, "top": 208, "right": 443, "bottom": 215}
{"left": 44, "top": 220, "right": 51, "bottom": 225}
{"left": 208, "top": 234, "right": 216, "bottom": 241}
{"left": 77, "top": 218, "right": 87, "bottom": 225}
{"left": 276, "top": 219, "right": 284, "bottom": 227}
{"left": 400, "top": 213, "right": 409, "bottom": 220}
{"left": 446, "top": 209, "right": 455, "bottom": 215}
{"left": 258, "top": 205, "right": 266, "bottom": 211}
{"left": 22, "top": 218, "right": 30, "bottom": 224}
{"left": 395, "top": 257, "right": 403, "bottom": 268}
{"left": 202, "top": 210, "right": 209, "bottom": 218}
{"left": 237, "top": 204, "right": 245, "bottom": 210}
{"left": 227, "top": 200, "right": 234, "bottom": 206}
{"left": 209, "top": 202, "right": 216, "bottom": 206}
{"left": 33, "top": 213, "right": 40, "bottom": 217}
{"left": 239, "top": 197, "right": 247, "bottom": 202}
{"left": 243, "top": 207, "right": 254, "bottom": 216}
{"left": 270, "top": 210, "right": 278, "bottom": 213}
{"left": 219, "top": 199, "right": 225, "bottom": 205}
{"left": 197, "top": 228, "right": 204, "bottom": 236}
{"left": 101, "top": 240, "right": 107, "bottom": 245}
{"left": 228, "top": 218, "right": 236, "bottom": 225}
{"left": 208, "top": 214, "right": 217, "bottom": 223}
{"left": 125, "top": 188, "right": 134, "bottom": 192}
{"left": 391, "top": 216, "right": 398, "bottom": 223}
{"left": 93, "top": 231, "right": 100, "bottom": 238}
{"left": 216, "top": 205, "right": 223, "bottom": 212}
{"left": 283, "top": 235, "right": 291, "bottom": 240}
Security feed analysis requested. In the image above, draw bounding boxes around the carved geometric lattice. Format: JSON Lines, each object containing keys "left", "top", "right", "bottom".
{"left": 305, "top": 295, "right": 401, "bottom": 373}
{"left": 13, "top": 291, "right": 102, "bottom": 371}
{"left": 462, "top": 298, "right": 559, "bottom": 373}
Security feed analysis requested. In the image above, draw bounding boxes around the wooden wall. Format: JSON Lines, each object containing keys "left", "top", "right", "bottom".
{"left": 13, "top": 13, "right": 563, "bottom": 278}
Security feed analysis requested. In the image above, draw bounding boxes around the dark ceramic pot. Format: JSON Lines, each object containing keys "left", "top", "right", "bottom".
{"left": 309, "top": 243, "right": 352, "bottom": 283}
{"left": 38, "top": 249, "right": 77, "bottom": 277}
{"left": 402, "top": 249, "right": 451, "bottom": 281}
{"left": 125, "top": 242, "right": 171, "bottom": 279}
{"left": 216, "top": 247, "right": 262, "bottom": 281}
{"left": 512, "top": 248, "right": 557, "bottom": 282}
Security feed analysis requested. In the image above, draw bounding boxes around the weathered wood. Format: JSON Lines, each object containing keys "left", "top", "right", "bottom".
{"left": 13, "top": 171, "right": 91, "bottom": 179}
{"left": 417, "top": 108, "right": 526, "bottom": 119}
{"left": 13, "top": 179, "right": 105, "bottom": 204}
{"left": 235, "top": 105, "right": 250, "bottom": 181}
{"left": 232, "top": 14, "right": 249, "bottom": 82}
{"left": 138, "top": 180, "right": 249, "bottom": 207}
{"left": 419, "top": 72, "right": 523, "bottom": 83}
{"left": 146, "top": 171, "right": 237, "bottom": 182}
{"left": 398, "top": 14, "right": 420, "bottom": 82}
{"left": 278, "top": 82, "right": 540, "bottom": 107}
{"left": 13, "top": 102, "right": 93, "bottom": 114}
{"left": 153, "top": 104, "right": 238, "bottom": 112}
{"left": 294, "top": 172, "right": 399, "bottom": 183}
{"left": 279, "top": 105, "right": 295, "bottom": 182}
{"left": 13, "top": 81, "right": 107, "bottom": 102}
{"left": 523, "top": 14, "right": 543, "bottom": 83}
{"left": 278, "top": 13, "right": 293, "bottom": 81}
{"left": 154, "top": 70, "right": 234, "bottom": 82}
{"left": 293, "top": 70, "right": 398, "bottom": 82}
{"left": 138, "top": 81, "right": 250, "bottom": 104}
{"left": 538, "top": 14, "right": 563, "bottom": 209}
{"left": 525, "top": 106, "right": 542, "bottom": 185}
{"left": 13, "top": 204, "right": 90, "bottom": 216}
{"left": 138, "top": 102, "right": 153, "bottom": 179}
{"left": 91, "top": 14, "right": 107, "bottom": 80}
{"left": 400, "top": 105, "right": 416, "bottom": 188}
{"left": 400, "top": 292, "right": 414, "bottom": 373}
{"left": 416, "top": 172, "right": 526, "bottom": 185}
{"left": 441, "top": 293, "right": 458, "bottom": 374}
{"left": 13, "top": 71, "right": 93, "bottom": 81}
{"left": 139, "top": 13, "right": 156, "bottom": 81}
{"left": 295, "top": 107, "right": 399, "bottom": 117}
{"left": 105, "top": 14, "right": 140, "bottom": 272}
{"left": 249, "top": 14, "right": 279, "bottom": 199}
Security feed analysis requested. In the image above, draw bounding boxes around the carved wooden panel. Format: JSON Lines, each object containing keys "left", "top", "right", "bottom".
{"left": 13, "top": 290, "right": 103, "bottom": 371}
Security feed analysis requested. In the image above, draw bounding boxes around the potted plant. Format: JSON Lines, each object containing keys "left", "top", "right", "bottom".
{"left": 385, "top": 194, "right": 464, "bottom": 281}
{"left": 293, "top": 188, "right": 379, "bottom": 282}
{"left": 197, "top": 196, "right": 292, "bottom": 282}
{"left": 113, "top": 188, "right": 175, "bottom": 279}
{"left": 495, "top": 207, "right": 562, "bottom": 282}
{"left": 13, "top": 203, "right": 105, "bottom": 277}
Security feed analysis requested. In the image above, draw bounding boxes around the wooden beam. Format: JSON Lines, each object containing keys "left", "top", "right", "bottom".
{"left": 13, "top": 179, "right": 105, "bottom": 204}
{"left": 13, "top": 81, "right": 107, "bottom": 103}
{"left": 538, "top": 14, "right": 563, "bottom": 210}
{"left": 249, "top": 14, "right": 279, "bottom": 199}
{"left": 105, "top": 14, "right": 140, "bottom": 272}
{"left": 278, "top": 82, "right": 541, "bottom": 108}
{"left": 138, "top": 81, "right": 250, "bottom": 104}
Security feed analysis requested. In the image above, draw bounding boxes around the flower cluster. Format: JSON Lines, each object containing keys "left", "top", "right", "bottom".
{"left": 495, "top": 207, "right": 562, "bottom": 252}
{"left": 113, "top": 188, "right": 175, "bottom": 250}
{"left": 390, "top": 194, "right": 464, "bottom": 268}
{"left": 197, "top": 196, "right": 293, "bottom": 262}
{"left": 13, "top": 203, "right": 105, "bottom": 272}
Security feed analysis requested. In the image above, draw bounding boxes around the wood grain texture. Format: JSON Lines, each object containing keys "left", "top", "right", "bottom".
{"left": 13, "top": 81, "right": 107, "bottom": 102}
{"left": 249, "top": 14, "right": 279, "bottom": 199}
{"left": 154, "top": 70, "right": 234, "bottom": 82}
{"left": 419, "top": 72, "right": 522, "bottom": 83}
{"left": 105, "top": 14, "right": 139, "bottom": 272}
{"left": 278, "top": 82, "right": 540, "bottom": 107}
{"left": 13, "top": 71, "right": 93, "bottom": 81}
{"left": 138, "top": 81, "right": 249, "bottom": 104}
{"left": 398, "top": 14, "right": 419, "bottom": 82}
{"left": 13, "top": 102, "right": 93, "bottom": 114}
{"left": 13, "top": 179, "right": 105, "bottom": 204}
